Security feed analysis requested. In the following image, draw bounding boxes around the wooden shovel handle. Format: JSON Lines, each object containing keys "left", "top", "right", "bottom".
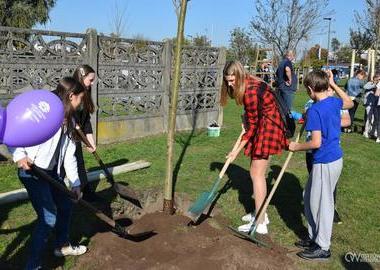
{"left": 218, "top": 129, "right": 245, "bottom": 178}
{"left": 31, "top": 165, "right": 116, "bottom": 228}
{"left": 254, "top": 124, "right": 305, "bottom": 226}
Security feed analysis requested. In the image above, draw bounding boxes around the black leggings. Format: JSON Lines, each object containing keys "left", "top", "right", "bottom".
{"left": 74, "top": 142, "right": 88, "bottom": 189}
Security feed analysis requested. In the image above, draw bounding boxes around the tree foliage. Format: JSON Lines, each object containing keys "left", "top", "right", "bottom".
{"left": 335, "top": 45, "right": 353, "bottom": 64}
{"left": 0, "top": 0, "right": 56, "bottom": 28}
{"left": 353, "top": 0, "right": 380, "bottom": 48}
{"left": 302, "top": 44, "right": 328, "bottom": 68}
{"left": 249, "top": 0, "right": 330, "bottom": 56}
{"left": 227, "top": 27, "right": 256, "bottom": 65}
{"left": 349, "top": 29, "right": 374, "bottom": 54}
{"left": 331, "top": 38, "right": 340, "bottom": 52}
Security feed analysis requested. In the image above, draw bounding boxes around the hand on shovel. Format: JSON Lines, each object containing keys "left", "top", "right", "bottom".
{"left": 71, "top": 186, "right": 83, "bottom": 201}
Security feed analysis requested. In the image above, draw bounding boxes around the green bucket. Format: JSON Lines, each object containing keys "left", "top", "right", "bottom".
{"left": 207, "top": 126, "right": 220, "bottom": 137}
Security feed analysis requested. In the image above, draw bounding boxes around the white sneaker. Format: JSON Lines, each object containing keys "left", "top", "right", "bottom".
{"left": 237, "top": 221, "right": 268, "bottom": 234}
{"left": 54, "top": 245, "right": 87, "bottom": 257}
{"left": 363, "top": 131, "right": 369, "bottom": 138}
{"left": 376, "top": 138, "right": 380, "bottom": 143}
{"left": 241, "top": 212, "right": 270, "bottom": 225}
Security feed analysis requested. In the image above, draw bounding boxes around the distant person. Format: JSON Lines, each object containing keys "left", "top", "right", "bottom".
{"left": 256, "top": 61, "right": 270, "bottom": 84}
{"left": 275, "top": 50, "right": 297, "bottom": 110}
{"left": 363, "top": 72, "right": 380, "bottom": 142}
{"left": 345, "top": 69, "right": 366, "bottom": 133}
{"left": 331, "top": 69, "right": 340, "bottom": 84}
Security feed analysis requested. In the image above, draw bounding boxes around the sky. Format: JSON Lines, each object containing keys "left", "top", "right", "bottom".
{"left": 37, "top": 0, "right": 366, "bottom": 51}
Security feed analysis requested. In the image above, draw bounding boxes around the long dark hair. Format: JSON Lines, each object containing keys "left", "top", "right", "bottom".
{"left": 54, "top": 77, "right": 85, "bottom": 140}
{"left": 73, "top": 64, "right": 95, "bottom": 114}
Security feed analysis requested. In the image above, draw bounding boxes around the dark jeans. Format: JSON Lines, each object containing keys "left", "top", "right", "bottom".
{"left": 305, "top": 153, "right": 337, "bottom": 204}
{"left": 348, "top": 99, "right": 359, "bottom": 129}
{"left": 279, "top": 89, "right": 295, "bottom": 110}
{"left": 373, "top": 106, "right": 380, "bottom": 138}
{"left": 18, "top": 168, "right": 73, "bottom": 270}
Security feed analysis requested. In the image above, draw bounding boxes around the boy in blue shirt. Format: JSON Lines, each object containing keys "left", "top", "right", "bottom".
{"left": 289, "top": 70, "right": 353, "bottom": 260}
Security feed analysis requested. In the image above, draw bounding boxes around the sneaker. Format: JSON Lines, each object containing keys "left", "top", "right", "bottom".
{"left": 238, "top": 221, "right": 268, "bottom": 234}
{"left": 333, "top": 209, "right": 342, "bottom": 224}
{"left": 376, "top": 138, "right": 380, "bottom": 143}
{"left": 363, "top": 131, "right": 369, "bottom": 138}
{"left": 297, "top": 245, "right": 331, "bottom": 261}
{"left": 295, "top": 238, "right": 316, "bottom": 249}
{"left": 54, "top": 245, "right": 87, "bottom": 257}
{"left": 241, "top": 212, "right": 270, "bottom": 225}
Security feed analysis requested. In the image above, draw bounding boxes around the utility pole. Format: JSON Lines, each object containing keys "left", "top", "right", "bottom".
{"left": 324, "top": 17, "right": 332, "bottom": 67}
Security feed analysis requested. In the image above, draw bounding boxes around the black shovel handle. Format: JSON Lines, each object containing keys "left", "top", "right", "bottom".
{"left": 31, "top": 165, "right": 117, "bottom": 229}
{"left": 75, "top": 127, "right": 115, "bottom": 185}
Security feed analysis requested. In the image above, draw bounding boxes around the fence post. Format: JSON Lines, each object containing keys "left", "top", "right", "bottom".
{"left": 162, "top": 40, "right": 173, "bottom": 132}
{"left": 86, "top": 28, "right": 98, "bottom": 144}
{"left": 216, "top": 47, "right": 226, "bottom": 126}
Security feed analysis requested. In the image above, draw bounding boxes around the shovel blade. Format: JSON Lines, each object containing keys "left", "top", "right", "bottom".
{"left": 187, "top": 191, "right": 215, "bottom": 220}
{"left": 113, "top": 182, "right": 142, "bottom": 208}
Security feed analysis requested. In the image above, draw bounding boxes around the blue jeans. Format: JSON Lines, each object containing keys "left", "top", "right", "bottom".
{"left": 18, "top": 168, "right": 73, "bottom": 270}
{"left": 279, "top": 89, "right": 295, "bottom": 111}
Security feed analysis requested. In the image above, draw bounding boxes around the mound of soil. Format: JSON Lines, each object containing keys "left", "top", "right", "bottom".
{"left": 74, "top": 212, "right": 295, "bottom": 270}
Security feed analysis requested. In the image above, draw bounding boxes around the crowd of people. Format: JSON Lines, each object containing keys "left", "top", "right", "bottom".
{"left": 6, "top": 51, "right": 379, "bottom": 268}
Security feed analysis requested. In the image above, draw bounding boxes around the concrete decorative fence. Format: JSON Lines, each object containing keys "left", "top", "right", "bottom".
{"left": 0, "top": 26, "right": 226, "bottom": 144}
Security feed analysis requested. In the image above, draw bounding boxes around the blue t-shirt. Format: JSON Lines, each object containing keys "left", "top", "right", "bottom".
{"left": 305, "top": 97, "right": 343, "bottom": 164}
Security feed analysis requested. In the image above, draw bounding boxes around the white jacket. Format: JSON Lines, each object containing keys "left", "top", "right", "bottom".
{"left": 9, "top": 127, "right": 80, "bottom": 187}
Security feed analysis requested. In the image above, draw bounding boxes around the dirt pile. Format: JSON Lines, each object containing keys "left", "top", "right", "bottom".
{"left": 74, "top": 211, "right": 295, "bottom": 270}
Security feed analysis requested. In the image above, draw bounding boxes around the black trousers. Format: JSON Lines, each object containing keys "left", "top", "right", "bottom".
{"left": 348, "top": 99, "right": 359, "bottom": 129}
{"left": 74, "top": 141, "right": 89, "bottom": 189}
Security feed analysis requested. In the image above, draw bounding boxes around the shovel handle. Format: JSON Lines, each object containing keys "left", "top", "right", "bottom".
{"left": 75, "top": 126, "right": 115, "bottom": 184}
{"left": 218, "top": 129, "right": 245, "bottom": 178}
{"left": 31, "top": 165, "right": 116, "bottom": 229}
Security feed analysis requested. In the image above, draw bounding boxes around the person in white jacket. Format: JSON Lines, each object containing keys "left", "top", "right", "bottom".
{"left": 9, "top": 77, "right": 88, "bottom": 270}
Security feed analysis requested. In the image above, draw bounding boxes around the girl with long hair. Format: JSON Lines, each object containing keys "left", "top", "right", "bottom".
{"left": 72, "top": 64, "right": 97, "bottom": 200}
{"left": 10, "top": 77, "right": 87, "bottom": 270}
{"left": 221, "top": 61, "right": 288, "bottom": 234}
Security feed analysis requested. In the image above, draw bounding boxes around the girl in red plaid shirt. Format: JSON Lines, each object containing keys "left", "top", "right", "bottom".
{"left": 221, "top": 61, "right": 288, "bottom": 234}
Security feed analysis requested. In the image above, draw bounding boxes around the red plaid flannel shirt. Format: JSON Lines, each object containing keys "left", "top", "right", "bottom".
{"left": 242, "top": 77, "right": 288, "bottom": 159}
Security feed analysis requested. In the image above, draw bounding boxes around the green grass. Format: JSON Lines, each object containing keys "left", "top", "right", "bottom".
{"left": 1, "top": 85, "right": 380, "bottom": 269}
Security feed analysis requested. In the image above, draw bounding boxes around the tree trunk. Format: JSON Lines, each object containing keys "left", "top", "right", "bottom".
{"left": 163, "top": 0, "right": 188, "bottom": 214}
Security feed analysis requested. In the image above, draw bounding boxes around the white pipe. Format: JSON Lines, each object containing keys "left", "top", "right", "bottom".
{"left": 0, "top": 160, "right": 151, "bottom": 205}
{"left": 350, "top": 49, "right": 356, "bottom": 78}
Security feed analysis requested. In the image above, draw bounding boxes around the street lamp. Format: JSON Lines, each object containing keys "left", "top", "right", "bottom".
{"left": 324, "top": 17, "right": 332, "bottom": 66}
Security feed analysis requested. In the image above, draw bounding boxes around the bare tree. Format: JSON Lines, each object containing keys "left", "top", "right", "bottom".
{"left": 109, "top": 0, "right": 129, "bottom": 37}
{"left": 354, "top": 0, "right": 380, "bottom": 48}
{"left": 250, "top": 0, "right": 330, "bottom": 56}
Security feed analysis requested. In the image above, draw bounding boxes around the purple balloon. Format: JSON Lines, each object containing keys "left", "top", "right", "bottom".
{"left": 0, "top": 89, "right": 64, "bottom": 147}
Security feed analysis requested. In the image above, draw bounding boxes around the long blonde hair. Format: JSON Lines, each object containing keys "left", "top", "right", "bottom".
{"left": 220, "top": 61, "right": 246, "bottom": 106}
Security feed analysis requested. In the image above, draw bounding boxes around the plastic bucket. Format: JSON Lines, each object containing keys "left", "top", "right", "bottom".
{"left": 207, "top": 126, "right": 220, "bottom": 137}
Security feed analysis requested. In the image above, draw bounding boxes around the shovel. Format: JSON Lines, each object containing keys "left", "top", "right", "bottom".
{"left": 31, "top": 165, "right": 153, "bottom": 239}
{"left": 75, "top": 127, "right": 142, "bottom": 208}
{"left": 229, "top": 124, "right": 305, "bottom": 247}
{"left": 188, "top": 129, "right": 245, "bottom": 222}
